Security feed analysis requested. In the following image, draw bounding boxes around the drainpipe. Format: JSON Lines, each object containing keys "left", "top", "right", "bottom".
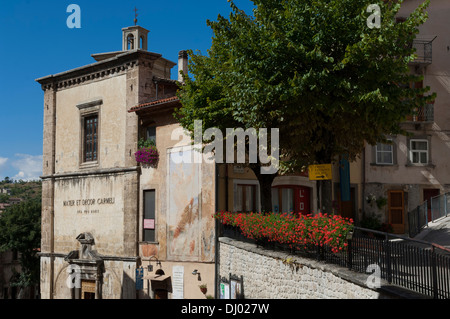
{"left": 153, "top": 79, "right": 159, "bottom": 100}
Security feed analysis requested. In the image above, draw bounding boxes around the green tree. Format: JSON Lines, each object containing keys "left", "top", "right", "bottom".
{"left": 0, "top": 198, "right": 41, "bottom": 298}
{"left": 176, "top": 0, "right": 434, "bottom": 213}
{"left": 0, "top": 194, "right": 9, "bottom": 203}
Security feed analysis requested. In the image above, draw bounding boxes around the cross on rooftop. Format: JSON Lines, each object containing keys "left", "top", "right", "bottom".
{"left": 134, "top": 7, "right": 138, "bottom": 25}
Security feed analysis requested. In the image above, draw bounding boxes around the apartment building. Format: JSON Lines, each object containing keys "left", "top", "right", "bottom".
{"left": 363, "top": 0, "right": 450, "bottom": 234}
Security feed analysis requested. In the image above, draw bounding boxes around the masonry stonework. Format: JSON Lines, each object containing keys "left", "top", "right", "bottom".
{"left": 219, "top": 237, "right": 426, "bottom": 299}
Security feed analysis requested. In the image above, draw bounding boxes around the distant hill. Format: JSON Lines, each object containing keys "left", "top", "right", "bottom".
{"left": 0, "top": 179, "right": 42, "bottom": 203}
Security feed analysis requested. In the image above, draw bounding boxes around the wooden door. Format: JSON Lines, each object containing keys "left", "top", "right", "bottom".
{"left": 388, "top": 190, "right": 405, "bottom": 234}
{"left": 337, "top": 187, "right": 355, "bottom": 220}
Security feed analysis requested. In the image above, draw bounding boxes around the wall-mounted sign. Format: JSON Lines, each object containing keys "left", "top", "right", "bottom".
{"left": 220, "top": 274, "right": 243, "bottom": 299}
{"left": 230, "top": 276, "right": 243, "bottom": 299}
{"left": 172, "top": 266, "right": 184, "bottom": 299}
{"left": 63, "top": 197, "right": 115, "bottom": 207}
{"left": 62, "top": 197, "right": 116, "bottom": 214}
{"left": 144, "top": 219, "right": 155, "bottom": 230}
{"left": 220, "top": 282, "right": 230, "bottom": 299}
{"left": 308, "top": 164, "right": 332, "bottom": 180}
{"left": 135, "top": 267, "right": 144, "bottom": 290}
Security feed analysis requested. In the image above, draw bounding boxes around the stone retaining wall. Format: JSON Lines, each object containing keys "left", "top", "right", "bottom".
{"left": 218, "top": 237, "right": 426, "bottom": 299}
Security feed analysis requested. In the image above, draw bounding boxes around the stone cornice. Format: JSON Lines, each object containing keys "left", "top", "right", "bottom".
{"left": 40, "top": 166, "right": 141, "bottom": 180}
{"left": 35, "top": 49, "right": 163, "bottom": 92}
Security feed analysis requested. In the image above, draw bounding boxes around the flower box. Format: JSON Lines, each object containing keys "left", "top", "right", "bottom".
{"left": 214, "top": 211, "right": 354, "bottom": 254}
{"left": 135, "top": 138, "right": 159, "bottom": 166}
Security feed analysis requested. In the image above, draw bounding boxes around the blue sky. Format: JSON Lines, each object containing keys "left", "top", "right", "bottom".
{"left": 0, "top": 0, "right": 255, "bottom": 181}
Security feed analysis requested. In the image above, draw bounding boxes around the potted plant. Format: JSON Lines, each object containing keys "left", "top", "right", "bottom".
{"left": 135, "top": 138, "right": 159, "bottom": 167}
{"left": 376, "top": 196, "right": 387, "bottom": 210}
{"left": 199, "top": 284, "right": 207, "bottom": 294}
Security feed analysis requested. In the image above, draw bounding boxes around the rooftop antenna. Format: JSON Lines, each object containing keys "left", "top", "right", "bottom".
{"left": 134, "top": 7, "right": 138, "bottom": 25}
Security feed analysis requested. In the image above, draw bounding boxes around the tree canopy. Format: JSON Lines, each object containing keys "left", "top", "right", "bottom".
{"left": 0, "top": 198, "right": 41, "bottom": 290}
{"left": 176, "top": 0, "right": 434, "bottom": 212}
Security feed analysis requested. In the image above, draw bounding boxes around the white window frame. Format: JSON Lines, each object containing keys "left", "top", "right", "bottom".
{"left": 375, "top": 140, "right": 394, "bottom": 165}
{"left": 409, "top": 139, "right": 429, "bottom": 165}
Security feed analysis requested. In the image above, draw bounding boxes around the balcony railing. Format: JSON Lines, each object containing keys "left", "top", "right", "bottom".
{"left": 410, "top": 39, "right": 434, "bottom": 65}
{"left": 405, "top": 103, "right": 434, "bottom": 123}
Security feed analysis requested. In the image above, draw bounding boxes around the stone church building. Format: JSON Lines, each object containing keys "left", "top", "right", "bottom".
{"left": 36, "top": 24, "right": 216, "bottom": 299}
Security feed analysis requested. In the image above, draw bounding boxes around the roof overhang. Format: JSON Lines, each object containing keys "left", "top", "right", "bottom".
{"left": 128, "top": 96, "right": 181, "bottom": 114}
{"left": 35, "top": 49, "right": 175, "bottom": 85}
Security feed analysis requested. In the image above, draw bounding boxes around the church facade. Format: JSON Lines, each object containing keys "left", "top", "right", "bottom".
{"left": 36, "top": 24, "right": 216, "bottom": 299}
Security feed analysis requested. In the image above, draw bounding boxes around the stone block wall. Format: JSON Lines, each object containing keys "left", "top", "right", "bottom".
{"left": 218, "top": 237, "right": 424, "bottom": 299}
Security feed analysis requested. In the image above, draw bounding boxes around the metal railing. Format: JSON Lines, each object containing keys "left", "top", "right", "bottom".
{"left": 406, "top": 104, "right": 434, "bottom": 123}
{"left": 410, "top": 39, "right": 433, "bottom": 65}
{"left": 220, "top": 224, "right": 450, "bottom": 299}
{"left": 431, "top": 193, "right": 450, "bottom": 222}
{"left": 346, "top": 228, "right": 450, "bottom": 299}
{"left": 409, "top": 193, "right": 450, "bottom": 237}
{"left": 408, "top": 201, "right": 428, "bottom": 238}
{"left": 414, "top": 104, "right": 434, "bottom": 122}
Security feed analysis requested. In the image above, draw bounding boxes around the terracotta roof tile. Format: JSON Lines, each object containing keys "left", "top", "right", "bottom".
{"left": 129, "top": 96, "right": 180, "bottom": 112}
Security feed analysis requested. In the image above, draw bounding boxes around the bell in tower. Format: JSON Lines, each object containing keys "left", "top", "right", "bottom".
{"left": 122, "top": 25, "right": 149, "bottom": 51}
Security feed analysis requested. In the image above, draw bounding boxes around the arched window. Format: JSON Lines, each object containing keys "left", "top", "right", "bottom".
{"left": 127, "top": 34, "right": 135, "bottom": 50}
{"left": 140, "top": 36, "right": 144, "bottom": 49}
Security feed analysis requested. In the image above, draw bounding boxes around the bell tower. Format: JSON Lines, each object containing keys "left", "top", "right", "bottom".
{"left": 122, "top": 25, "right": 149, "bottom": 51}
{"left": 122, "top": 7, "right": 149, "bottom": 51}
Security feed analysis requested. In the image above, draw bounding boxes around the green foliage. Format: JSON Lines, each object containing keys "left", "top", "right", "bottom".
{"left": 360, "top": 213, "right": 382, "bottom": 230}
{"left": 176, "top": 0, "right": 434, "bottom": 172}
{"left": 0, "top": 179, "right": 41, "bottom": 202}
{"left": 0, "top": 198, "right": 41, "bottom": 287}
{"left": 376, "top": 196, "right": 388, "bottom": 209}
{"left": 0, "top": 194, "right": 9, "bottom": 203}
{"left": 360, "top": 213, "right": 393, "bottom": 233}
{"left": 138, "top": 137, "right": 156, "bottom": 149}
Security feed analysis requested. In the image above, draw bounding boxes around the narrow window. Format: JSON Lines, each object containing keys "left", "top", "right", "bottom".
{"left": 84, "top": 115, "right": 98, "bottom": 162}
{"left": 143, "top": 190, "right": 156, "bottom": 242}
{"left": 146, "top": 126, "right": 156, "bottom": 146}
{"left": 235, "top": 184, "right": 256, "bottom": 213}
{"left": 410, "top": 139, "right": 428, "bottom": 164}
{"left": 376, "top": 141, "right": 393, "bottom": 165}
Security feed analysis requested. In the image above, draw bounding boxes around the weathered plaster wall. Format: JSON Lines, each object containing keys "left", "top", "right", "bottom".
{"left": 52, "top": 171, "right": 138, "bottom": 257}
{"left": 138, "top": 261, "right": 215, "bottom": 299}
{"left": 138, "top": 117, "right": 216, "bottom": 263}
{"left": 54, "top": 74, "right": 127, "bottom": 173}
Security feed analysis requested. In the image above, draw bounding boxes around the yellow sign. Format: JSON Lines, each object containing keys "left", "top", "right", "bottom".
{"left": 308, "top": 164, "right": 332, "bottom": 180}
